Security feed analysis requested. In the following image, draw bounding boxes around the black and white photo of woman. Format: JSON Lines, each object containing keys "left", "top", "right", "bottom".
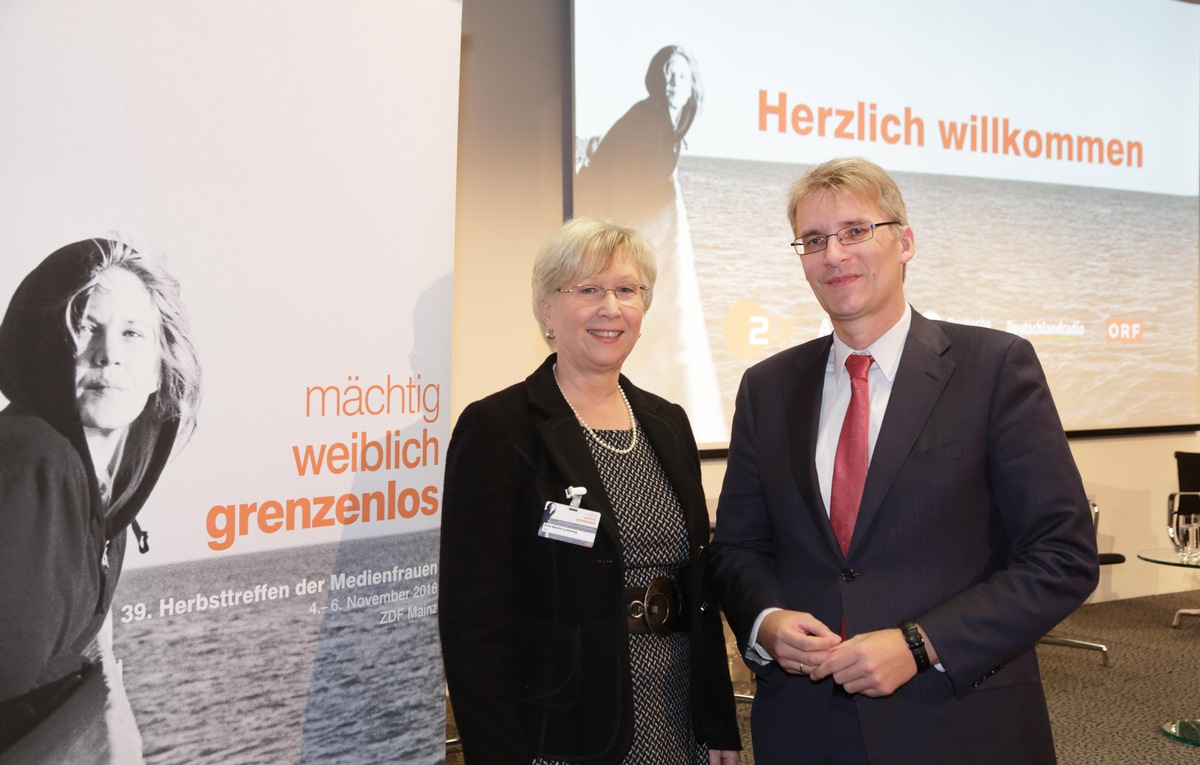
{"left": 0, "top": 237, "right": 201, "bottom": 763}
{"left": 575, "top": 45, "right": 726, "bottom": 443}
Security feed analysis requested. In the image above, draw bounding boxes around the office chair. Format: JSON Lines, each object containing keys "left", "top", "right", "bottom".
{"left": 1167, "top": 451, "right": 1200, "bottom": 627}
{"left": 1169, "top": 451, "right": 1200, "bottom": 537}
{"left": 1039, "top": 500, "right": 1125, "bottom": 667}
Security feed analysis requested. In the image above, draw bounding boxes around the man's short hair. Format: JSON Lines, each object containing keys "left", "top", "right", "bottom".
{"left": 786, "top": 157, "right": 909, "bottom": 236}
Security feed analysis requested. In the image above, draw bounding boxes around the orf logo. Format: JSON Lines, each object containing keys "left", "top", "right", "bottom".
{"left": 1105, "top": 318, "right": 1143, "bottom": 343}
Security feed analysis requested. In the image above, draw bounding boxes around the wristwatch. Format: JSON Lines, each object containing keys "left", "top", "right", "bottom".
{"left": 899, "top": 619, "right": 931, "bottom": 672}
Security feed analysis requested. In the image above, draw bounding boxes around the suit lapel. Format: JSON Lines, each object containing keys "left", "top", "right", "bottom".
{"left": 851, "top": 312, "right": 955, "bottom": 553}
{"left": 787, "top": 338, "right": 843, "bottom": 556}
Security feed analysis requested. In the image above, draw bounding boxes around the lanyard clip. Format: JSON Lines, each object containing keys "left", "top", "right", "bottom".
{"left": 565, "top": 486, "right": 587, "bottom": 508}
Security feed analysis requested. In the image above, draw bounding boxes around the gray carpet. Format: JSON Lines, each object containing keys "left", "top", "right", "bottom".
{"left": 446, "top": 589, "right": 1200, "bottom": 763}
{"left": 1037, "top": 589, "right": 1200, "bottom": 764}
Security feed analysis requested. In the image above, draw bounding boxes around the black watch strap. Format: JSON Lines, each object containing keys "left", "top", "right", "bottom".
{"left": 899, "top": 620, "right": 931, "bottom": 672}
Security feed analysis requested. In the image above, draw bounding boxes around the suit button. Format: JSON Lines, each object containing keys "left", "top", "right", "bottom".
{"left": 840, "top": 568, "right": 857, "bottom": 582}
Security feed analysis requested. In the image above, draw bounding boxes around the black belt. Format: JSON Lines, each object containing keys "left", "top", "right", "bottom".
{"left": 624, "top": 576, "right": 688, "bottom": 636}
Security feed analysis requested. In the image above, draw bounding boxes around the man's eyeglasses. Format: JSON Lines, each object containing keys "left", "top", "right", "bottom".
{"left": 556, "top": 284, "right": 650, "bottom": 306}
{"left": 790, "top": 221, "right": 901, "bottom": 256}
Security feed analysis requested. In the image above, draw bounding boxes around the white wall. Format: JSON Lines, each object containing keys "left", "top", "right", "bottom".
{"left": 454, "top": 0, "right": 1200, "bottom": 604}
{"left": 453, "top": 0, "right": 567, "bottom": 409}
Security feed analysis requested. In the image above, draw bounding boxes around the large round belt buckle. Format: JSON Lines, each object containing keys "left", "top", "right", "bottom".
{"left": 643, "top": 576, "right": 677, "bottom": 637}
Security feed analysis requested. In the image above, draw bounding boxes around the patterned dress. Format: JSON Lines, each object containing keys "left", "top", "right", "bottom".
{"left": 534, "top": 422, "right": 708, "bottom": 765}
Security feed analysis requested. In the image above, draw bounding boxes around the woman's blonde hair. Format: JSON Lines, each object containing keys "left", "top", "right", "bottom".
{"left": 531, "top": 217, "right": 656, "bottom": 345}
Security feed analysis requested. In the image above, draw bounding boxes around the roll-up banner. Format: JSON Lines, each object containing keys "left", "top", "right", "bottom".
{"left": 0, "top": 2, "right": 461, "bottom": 763}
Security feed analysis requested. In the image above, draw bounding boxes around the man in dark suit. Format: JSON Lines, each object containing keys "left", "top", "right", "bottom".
{"left": 710, "top": 157, "right": 1099, "bottom": 765}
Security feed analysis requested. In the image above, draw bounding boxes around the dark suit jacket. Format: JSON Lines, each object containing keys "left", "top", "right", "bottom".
{"left": 710, "top": 310, "right": 1098, "bottom": 765}
{"left": 439, "top": 355, "right": 740, "bottom": 764}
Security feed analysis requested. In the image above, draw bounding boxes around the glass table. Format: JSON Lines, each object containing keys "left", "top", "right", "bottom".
{"left": 1136, "top": 548, "right": 1200, "bottom": 746}
{"left": 1137, "top": 548, "right": 1200, "bottom": 627}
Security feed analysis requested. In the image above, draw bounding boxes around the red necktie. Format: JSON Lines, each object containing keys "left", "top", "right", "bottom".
{"left": 830, "top": 354, "right": 872, "bottom": 556}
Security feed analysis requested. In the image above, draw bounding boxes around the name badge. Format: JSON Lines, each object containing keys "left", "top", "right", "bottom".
{"left": 538, "top": 501, "right": 601, "bottom": 548}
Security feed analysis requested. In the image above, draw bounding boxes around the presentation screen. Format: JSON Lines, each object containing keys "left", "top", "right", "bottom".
{"left": 571, "top": 0, "right": 1200, "bottom": 448}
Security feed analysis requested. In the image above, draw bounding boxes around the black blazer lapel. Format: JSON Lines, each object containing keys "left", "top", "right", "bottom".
{"left": 525, "top": 356, "right": 623, "bottom": 549}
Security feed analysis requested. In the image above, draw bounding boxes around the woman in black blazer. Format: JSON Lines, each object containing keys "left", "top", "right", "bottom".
{"left": 439, "top": 217, "right": 740, "bottom": 764}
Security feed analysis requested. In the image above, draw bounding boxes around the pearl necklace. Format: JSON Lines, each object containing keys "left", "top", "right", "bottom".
{"left": 553, "top": 364, "right": 639, "bottom": 455}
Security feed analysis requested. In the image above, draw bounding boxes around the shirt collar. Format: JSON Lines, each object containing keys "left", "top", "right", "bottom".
{"left": 832, "top": 303, "right": 912, "bottom": 387}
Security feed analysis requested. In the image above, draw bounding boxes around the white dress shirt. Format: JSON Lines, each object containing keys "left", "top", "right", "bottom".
{"left": 814, "top": 304, "right": 912, "bottom": 514}
{"left": 746, "top": 305, "right": 913, "bottom": 660}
